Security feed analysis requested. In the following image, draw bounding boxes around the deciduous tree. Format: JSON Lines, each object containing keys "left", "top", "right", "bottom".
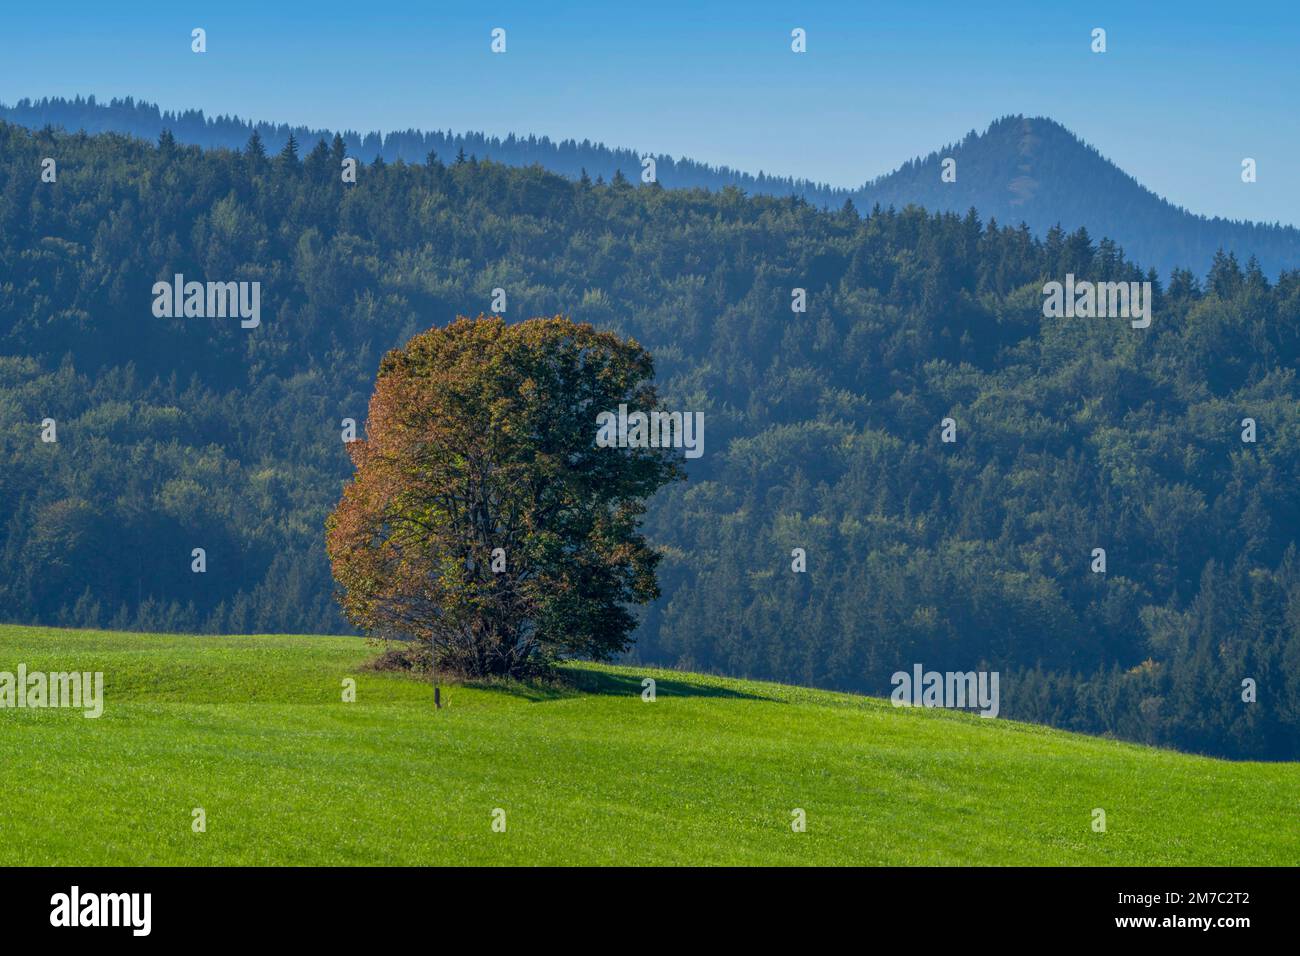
{"left": 326, "top": 315, "right": 683, "bottom": 676}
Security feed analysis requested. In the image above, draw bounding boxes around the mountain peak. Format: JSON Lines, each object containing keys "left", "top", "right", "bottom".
{"left": 854, "top": 114, "right": 1300, "bottom": 276}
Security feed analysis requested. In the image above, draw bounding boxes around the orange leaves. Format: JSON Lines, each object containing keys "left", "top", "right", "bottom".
{"left": 325, "top": 314, "right": 682, "bottom": 676}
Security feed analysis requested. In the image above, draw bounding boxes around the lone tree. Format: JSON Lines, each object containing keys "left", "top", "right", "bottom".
{"left": 326, "top": 315, "right": 683, "bottom": 677}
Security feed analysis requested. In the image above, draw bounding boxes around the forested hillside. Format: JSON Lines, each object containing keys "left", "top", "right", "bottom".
{"left": 6, "top": 97, "right": 1299, "bottom": 277}
{"left": 3, "top": 120, "right": 1300, "bottom": 758}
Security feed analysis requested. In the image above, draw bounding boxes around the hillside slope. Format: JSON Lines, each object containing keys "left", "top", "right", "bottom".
{"left": 0, "top": 626, "right": 1295, "bottom": 866}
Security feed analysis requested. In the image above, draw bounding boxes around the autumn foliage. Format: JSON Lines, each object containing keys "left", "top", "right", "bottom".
{"left": 326, "top": 315, "right": 683, "bottom": 676}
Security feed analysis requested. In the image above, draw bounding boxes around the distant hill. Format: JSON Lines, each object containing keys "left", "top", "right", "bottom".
{"left": 859, "top": 115, "right": 1300, "bottom": 279}
{"left": 3, "top": 96, "right": 1298, "bottom": 276}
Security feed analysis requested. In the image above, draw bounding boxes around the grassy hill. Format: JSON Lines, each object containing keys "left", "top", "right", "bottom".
{"left": 1, "top": 624, "right": 1296, "bottom": 866}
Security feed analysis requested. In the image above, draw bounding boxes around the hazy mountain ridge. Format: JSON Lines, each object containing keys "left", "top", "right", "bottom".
{"left": 0, "top": 94, "right": 831, "bottom": 200}
{"left": 4, "top": 97, "right": 1297, "bottom": 277}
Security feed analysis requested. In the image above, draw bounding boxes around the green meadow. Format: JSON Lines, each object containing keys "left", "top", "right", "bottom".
{"left": 0, "top": 625, "right": 1294, "bottom": 866}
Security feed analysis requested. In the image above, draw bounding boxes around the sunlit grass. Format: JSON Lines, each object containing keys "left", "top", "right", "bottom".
{"left": 1, "top": 625, "right": 1295, "bottom": 866}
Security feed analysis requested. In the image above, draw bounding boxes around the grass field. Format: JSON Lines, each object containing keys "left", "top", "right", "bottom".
{"left": 0, "top": 624, "right": 1296, "bottom": 866}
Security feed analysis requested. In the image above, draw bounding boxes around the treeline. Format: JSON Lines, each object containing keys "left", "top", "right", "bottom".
{"left": 2, "top": 119, "right": 1299, "bottom": 757}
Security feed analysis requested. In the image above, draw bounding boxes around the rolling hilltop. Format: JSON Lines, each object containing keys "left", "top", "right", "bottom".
{"left": 3, "top": 97, "right": 1298, "bottom": 276}
{"left": 1, "top": 625, "right": 1296, "bottom": 865}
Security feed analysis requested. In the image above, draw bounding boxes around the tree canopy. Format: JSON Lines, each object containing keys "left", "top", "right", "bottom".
{"left": 326, "top": 316, "right": 681, "bottom": 675}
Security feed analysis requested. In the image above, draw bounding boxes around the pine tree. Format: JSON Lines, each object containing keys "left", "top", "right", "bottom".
{"left": 245, "top": 129, "right": 266, "bottom": 159}
{"left": 279, "top": 132, "right": 300, "bottom": 166}
{"left": 306, "top": 138, "right": 330, "bottom": 178}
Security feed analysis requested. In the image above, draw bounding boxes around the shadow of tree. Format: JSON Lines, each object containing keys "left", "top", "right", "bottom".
{"left": 560, "top": 667, "right": 778, "bottom": 702}
{"left": 392, "top": 671, "right": 780, "bottom": 707}
{"left": 457, "top": 667, "right": 780, "bottom": 703}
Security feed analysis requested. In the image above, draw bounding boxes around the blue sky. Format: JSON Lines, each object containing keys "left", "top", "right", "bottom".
{"left": 3, "top": 0, "right": 1297, "bottom": 225}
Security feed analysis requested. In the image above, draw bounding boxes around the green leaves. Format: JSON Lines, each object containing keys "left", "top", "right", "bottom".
{"left": 328, "top": 316, "right": 681, "bottom": 676}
